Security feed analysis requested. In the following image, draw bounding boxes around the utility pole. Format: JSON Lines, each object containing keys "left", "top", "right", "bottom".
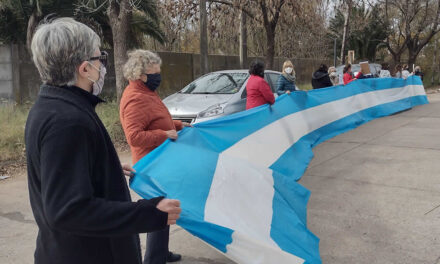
{"left": 239, "top": 10, "right": 248, "bottom": 69}
{"left": 200, "top": 0, "right": 209, "bottom": 75}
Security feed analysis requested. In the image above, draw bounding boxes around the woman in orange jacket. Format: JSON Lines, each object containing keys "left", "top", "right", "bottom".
{"left": 120, "top": 50, "right": 189, "bottom": 264}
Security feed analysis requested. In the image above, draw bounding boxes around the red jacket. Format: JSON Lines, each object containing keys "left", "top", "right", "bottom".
{"left": 246, "top": 75, "right": 275, "bottom": 110}
{"left": 120, "top": 80, "right": 183, "bottom": 164}
{"left": 343, "top": 72, "right": 362, "bottom": 85}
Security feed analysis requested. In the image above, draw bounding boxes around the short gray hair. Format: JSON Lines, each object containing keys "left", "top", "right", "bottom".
{"left": 123, "top": 49, "right": 162, "bottom": 81}
{"left": 31, "top": 17, "right": 101, "bottom": 86}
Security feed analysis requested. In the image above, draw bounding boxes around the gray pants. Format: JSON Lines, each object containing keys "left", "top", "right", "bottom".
{"left": 143, "top": 226, "right": 170, "bottom": 264}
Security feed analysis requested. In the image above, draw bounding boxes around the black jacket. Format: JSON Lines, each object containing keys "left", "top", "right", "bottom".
{"left": 25, "top": 85, "right": 168, "bottom": 264}
{"left": 312, "top": 70, "right": 333, "bottom": 89}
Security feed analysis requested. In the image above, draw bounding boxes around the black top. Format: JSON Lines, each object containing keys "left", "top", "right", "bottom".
{"left": 25, "top": 84, "right": 168, "bottom": 264}
{"left": 311, "top": 70, "right": 333, "bottom": 89}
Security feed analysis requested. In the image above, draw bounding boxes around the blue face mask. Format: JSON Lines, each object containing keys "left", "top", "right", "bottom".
{"left": 144, "top": 74, "right": 162, "bottom": 91}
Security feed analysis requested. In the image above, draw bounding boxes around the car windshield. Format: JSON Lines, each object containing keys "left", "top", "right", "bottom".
{"left": 180, "top": 73, "right": 249, "bottom": 94}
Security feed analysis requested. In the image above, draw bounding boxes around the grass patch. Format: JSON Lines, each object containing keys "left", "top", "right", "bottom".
{"left": 0, "top": 103, "right": 30, "bottom": 162}
{"left": 0, "top": 101, "right": 127, "bottom": 163}
{"left": 95, "top": 101, "right": 127, "bottom": 145}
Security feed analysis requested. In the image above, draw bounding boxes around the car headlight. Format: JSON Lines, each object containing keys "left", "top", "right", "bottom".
{"left": 197, "top": 103, "right": 227, "bottom": 118}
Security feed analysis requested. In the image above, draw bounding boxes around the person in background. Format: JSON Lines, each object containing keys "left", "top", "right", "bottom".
{"left": 312, "top": 64, "right": 333, "bottom": 89}
{"left": 245, "top": 60, "right": 275, "bottom": 110}
{"left": 394, "top": 64, "right": 403, "bottom": 78}
{"left": 379, "top": 63, "right": 391, "bottom": 78}
{"left": 120, "top": 50, "right": 189, "bottom": 264}
{"left": 342, "top": 64, "right": 361, "bottom": 85}
{"left": 25, "top": 18, "right": 180, "bottom": 264}
{"left": 402, "top": 64, "right": 411, "bottom": 79}
{"left": 413, "top": 66, "right": 424, "bottom": 81}
{"left": 328, "top": 66, "right": 339, "bottom": 86}
{"left": 276, "top": 60, "right": 296, "bottom": 95}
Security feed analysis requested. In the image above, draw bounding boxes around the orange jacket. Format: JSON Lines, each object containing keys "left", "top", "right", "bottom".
{"left": 120, "top": 80, "right": 183, "bottom": 164}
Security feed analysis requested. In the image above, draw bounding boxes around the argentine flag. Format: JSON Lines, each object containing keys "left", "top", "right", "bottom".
{"left": 130, "top": 76, "right": 427, "bottom": 264}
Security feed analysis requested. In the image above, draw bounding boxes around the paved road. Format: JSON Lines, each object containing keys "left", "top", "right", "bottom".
{"left": 1, "top": 93, "right": 439, "bottom": 264}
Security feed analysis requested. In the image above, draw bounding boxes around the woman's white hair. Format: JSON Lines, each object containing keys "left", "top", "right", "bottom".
{"left": 123, "top": 50, "right": 162, "bottom": 81}
{"left": 31, "top": 17, "right": 101, "bottom": 86}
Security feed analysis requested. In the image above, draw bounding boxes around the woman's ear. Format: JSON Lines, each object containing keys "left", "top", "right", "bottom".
{"left": 78, "top": 61, "right": 90, "bottom": 79}
{"left": 140, "top": 74, "right": 148, "bottom": 82}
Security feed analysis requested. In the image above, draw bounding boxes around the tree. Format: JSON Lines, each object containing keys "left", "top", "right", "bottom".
{"left": 77, "top": 0, "right": 165, "bottom": 102}
{"left": 379, "top": 0, "right": 440, "bottom": 66}
{"left": 172, "top": 0, "right": 293, "bottom": 69}
{"left": 200, "top": 0, "right": 209, "bottom": 74}
{"left": 329, "top": 3, "right": 389, "bottom": 62}
{"left": 0, "top": 0, "right": 76, "bottom": 52}
{"left": 340, "top": 0, "right": 353, "bottom": 65}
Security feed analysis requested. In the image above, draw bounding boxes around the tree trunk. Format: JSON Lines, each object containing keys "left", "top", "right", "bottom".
{"left": 26, "top": 11, "right": 40, "bottom": 55}
{"left": 407, "top": 46, "right": 418, "bottom": 68}
{"left": 239, "top": 11, "right": 247, "bottom": 69}
{"left": 265, "top": 27, "right": 275, "bottom": 70}
{"left": 200, "top": 0, "right": 209, "bottom": 75}
{"left": 108, "top": 0, "right": 131, "bottom": 102}
{"left": 340, "top": 0, "right": 352, "bottom": 65}
{"left": 391, "top": 52, "right": 401, "bottom": 67}
{"left": 431, "top": 40, "right": 437, "bottom": 86}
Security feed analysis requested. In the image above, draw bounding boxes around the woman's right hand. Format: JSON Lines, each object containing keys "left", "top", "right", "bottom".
{"left": 156, "top": 199, "right": 181, "bottom": 225}
{"left": 165, "top": 130, "right": 178, "bottom": 140}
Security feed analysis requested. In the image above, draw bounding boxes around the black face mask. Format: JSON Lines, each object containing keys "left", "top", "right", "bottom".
{"left": 144, "top": 74, "right": 162, "bottom": 91}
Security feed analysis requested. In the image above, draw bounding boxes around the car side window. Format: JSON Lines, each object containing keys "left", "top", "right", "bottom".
{"left": 268, "top": 74, "right": 280, "bottom": 93}
{"left": 264, "top": 74, "right": 274, "bottom": 92}
{"left": 241, "top": 88, "right": 247, "bottom": 99}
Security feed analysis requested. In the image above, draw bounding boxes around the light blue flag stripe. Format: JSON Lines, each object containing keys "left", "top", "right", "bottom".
{"left": 131, "top": 76, "right": 428, "bottom": 264}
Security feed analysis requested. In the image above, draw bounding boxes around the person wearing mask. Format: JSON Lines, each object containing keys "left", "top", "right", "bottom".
{"left": 413, "top": 66, "right": 424, "bottom": 81}
{"left": 245, "top": 60, "right": 275, "bottom": 110}
{"left": 276, "top": 60, "right": 296, "bottom": 95}
{"left": 379, "top": 63, "right": 391, "bottom": 78}
{"left": 328, "top": 66, "right": 339, "bottom": 86}
{"left": 120, "top": 49, "right": 189, "bottom": 264}
{"left": 394, "top": 64, "right": 403, "bottom": 78}
{"left": 312, "top": 64, "right": 333, "bottom": 89}
{"left": 25, "top": 18, "right": 181, "bottom": 264}
{"left": 342, "top": 64, "right": 361, "bottom": 85}
{"left": 402, "top": 64, "right": 411, "bottom": 79}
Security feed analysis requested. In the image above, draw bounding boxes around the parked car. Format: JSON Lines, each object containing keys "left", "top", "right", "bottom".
{"left": 335, "top": 63, "right": 382, "bottom": 84}
{"left": 163, "top": 70, "right": 281, "bottom": 124}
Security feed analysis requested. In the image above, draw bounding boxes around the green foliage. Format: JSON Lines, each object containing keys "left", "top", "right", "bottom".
{"left": 0, "top": 0, "right": 165, "bottom": 48}
{"left": 76, "top": 0, "right": 165, "bottom": 48}
{"left": 328, "top": 4, "right": 389, "bottom": 63}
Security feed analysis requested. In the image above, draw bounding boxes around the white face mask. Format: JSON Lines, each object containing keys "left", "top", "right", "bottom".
{"left": 285, "top": 67, "right": 293, "bottom": 74}
{"left": 87, "top": 63, "right": 106, "bottom": 96}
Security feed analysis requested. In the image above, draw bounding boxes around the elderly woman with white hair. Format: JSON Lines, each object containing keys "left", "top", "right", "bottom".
{"left": 25, "top": 18, "right": 181, "bottom": 264}
{"left": 120, "top": 50, "right": 189, "bottom": 264}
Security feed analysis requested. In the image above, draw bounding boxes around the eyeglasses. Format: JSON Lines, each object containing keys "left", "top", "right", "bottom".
{"left": 89, "top": 51, "right": 108, "bottom": 67}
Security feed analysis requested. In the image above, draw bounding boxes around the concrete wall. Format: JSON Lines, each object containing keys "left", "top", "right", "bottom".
{"left": 0, "top": 45, "right": 13, "bottom": 101}
{"left": 0, "top": 44, "right": 331, "bottom": 102}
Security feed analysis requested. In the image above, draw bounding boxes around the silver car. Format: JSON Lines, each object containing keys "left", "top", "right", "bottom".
{"left": 163, "top": 70, "right": 281, "bottom": 124}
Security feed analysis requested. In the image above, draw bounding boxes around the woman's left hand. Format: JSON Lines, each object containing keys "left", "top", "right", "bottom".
{"left": 182, "top": 122, "right": 192, "bottom": 127}
{"left": 122, "top": 164, "right": 136, "bottom": 178}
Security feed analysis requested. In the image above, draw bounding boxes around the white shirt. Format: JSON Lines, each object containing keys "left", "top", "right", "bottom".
{"left": 379, "top": 70, "right": 391, "bottom": 78}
